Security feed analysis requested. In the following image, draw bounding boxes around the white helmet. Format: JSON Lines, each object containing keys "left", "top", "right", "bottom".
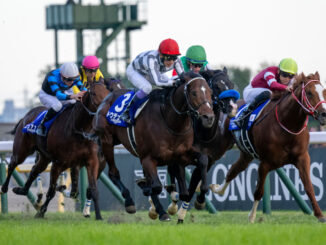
{"left": 60, "top": 62, "right": 79, "bottom": 78}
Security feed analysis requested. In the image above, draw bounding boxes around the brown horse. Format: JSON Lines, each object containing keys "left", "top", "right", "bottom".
{"left": 0, "top": 81, "right": 109, "bottom": 220}
{"left": 211, "top": 72, "right": 326, "bottom": 223}
{"left": 166, "top": 68, "right": 239, "bottom": 222}
{"left": 93, "top": 71, "right": 215, "bottom": 221}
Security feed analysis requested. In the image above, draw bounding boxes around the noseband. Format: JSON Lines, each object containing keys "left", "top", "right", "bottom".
{"left": 170, "top": 77, "right": 212, "bottom": 119}
{"left": 276, "top": 79, "right": 326, "bottom": 135}
{"left": 80, "top": 81, "right": 103, "bottom": 116}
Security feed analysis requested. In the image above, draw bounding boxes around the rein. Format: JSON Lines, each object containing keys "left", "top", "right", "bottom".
{"left": 275, "top": 79, "right": 326, "bottom": 135}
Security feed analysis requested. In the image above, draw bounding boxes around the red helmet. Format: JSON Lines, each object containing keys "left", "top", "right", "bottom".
{"left": 158, "top": 38, "right": 181, "bottom": 55}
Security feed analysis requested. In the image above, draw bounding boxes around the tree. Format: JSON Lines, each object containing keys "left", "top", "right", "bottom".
{"left": 225, "top": 66, "right": 252, "bottom": 99}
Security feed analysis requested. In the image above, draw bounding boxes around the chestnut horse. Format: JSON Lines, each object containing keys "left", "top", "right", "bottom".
{"left": 94, "top": 72, "right": 215, "bottom": 221}
{"left": 166, "top": 68, "right": 239, "bottom": 222}
{"left": 0, "top": 81, "right": 110, "bottom": 220}
{"left": 212, "top": 72, "right": 326, "bottom": 223}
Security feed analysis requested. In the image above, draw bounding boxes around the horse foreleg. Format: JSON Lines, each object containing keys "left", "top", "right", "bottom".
{"left": 1, "top": 155, "right": 23, "bottom": 193}
{"left": 67, "top": 166, "right": 80, "bottom": 199}
{"left": 249, "top": 161, "right": 270, "bottom": 223}
{"left": 211, "top": 152, "right": 252, "bottom": 196}
{"left": 151, "top": 194, "right": 170, "bottom": 221}
{"left": 35, "top": 165, "right": 62, "bottom": 218}
{"left": 296, "top": 152, "right": 325, "bottom": 222}
{"left": 13, "top": 154, "right": 50, "bottom": 197}
{"left": 86, "top": 158, "right": 102, "bottom": 220}
{"left": 102, "top": 141, "right": 135, "bottom": 214}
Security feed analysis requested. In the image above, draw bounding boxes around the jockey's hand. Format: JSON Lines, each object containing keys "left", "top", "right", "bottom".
{"left": 286, "top": 85, "right": 293, "bottom": 92}
{"left": 71, "top": 91, "right": 86, "bottom": 101}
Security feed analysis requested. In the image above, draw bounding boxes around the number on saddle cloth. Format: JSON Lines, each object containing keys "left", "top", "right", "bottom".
{"left": 229, "top": 100, "right": 270, "bottom": 131}
{"left": 22, "top": 108, "right": 64, "bottom": 134}
{"left": 106, "top": 91, "right": 149, "bottom": 127}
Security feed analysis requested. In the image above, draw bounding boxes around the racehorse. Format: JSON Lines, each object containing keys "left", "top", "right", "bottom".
{"left": 166, "top": 68, "right": 239, "bottom": 222}
{"left": 0, "top": 81, "right": 110, "bottom": 220}
{"left": 212, "top": 72, "right": 326, "bottom": 223}
{"left": 93, "top": 71, "right": 215, "bottom": 221}
{"left": 104, "top": 77, "right": 126, "bottom": 92}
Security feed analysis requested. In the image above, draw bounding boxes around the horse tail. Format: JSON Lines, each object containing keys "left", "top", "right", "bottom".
{"left": 8, "top": 119, "right": 23, "bottom": 135}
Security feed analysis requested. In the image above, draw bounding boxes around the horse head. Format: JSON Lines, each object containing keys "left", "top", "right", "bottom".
{"left": 177, "top": 71, "right": 215, "bottom": 128}
{"left": 103, "top": 77, "right": 126, "bottom": 92}
{"left": 200, "top": 67, "right": 239, "bottom": 117}
{"left": 81, "top": 80, "right": 110, "bottom": 115}
{"left": 292, "top": 72, "right": 326, "bottom": 125}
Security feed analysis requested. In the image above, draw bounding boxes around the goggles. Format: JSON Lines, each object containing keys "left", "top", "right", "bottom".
{"left": 62, "top": 76, "right": 79, "bottom": 82}
{"left": 280, "top": 71, "right": 295, "bottom": 79}
{"left": 85, "top": 68, "right": 98, "bottom": 73}
{"left": 162, "top": 55, "right": 178, "bottom": 61}
{"left": 190, "top": 63, "right": 204, "bottom": 68}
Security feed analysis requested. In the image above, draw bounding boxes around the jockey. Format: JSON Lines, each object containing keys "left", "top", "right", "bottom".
{"left": 234, "top": 58, "right": 297, "bottom": 128}
{"left": 172, "top": 45, "right": 211, "bottom": 75}
{"left": 120, "top": 38, "right": 184, "bottom": 124}
{"left": 72, "top": 55, "right": 104, "bottom": 93}
{"left": 36, "top": 62, "right": 87, "bottom": 136}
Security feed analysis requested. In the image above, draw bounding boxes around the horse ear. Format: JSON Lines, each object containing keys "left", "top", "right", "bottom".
{"left": 315, "top": 71, "right": 320, "bottom": 80}
{"left": 223, "top": 67, "right": 228, "bottom": 74}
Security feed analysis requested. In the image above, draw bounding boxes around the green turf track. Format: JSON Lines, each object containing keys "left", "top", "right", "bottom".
{"left": 1, "top": 211, "right": 326, "bottom": 245}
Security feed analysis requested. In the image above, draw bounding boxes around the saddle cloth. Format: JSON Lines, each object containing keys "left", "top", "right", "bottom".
{"left": 228, "top": 100, "right": 270, "bottom": 159}
{"left": 22, "top": 109, "right": 61, "bottom": 134}
{"left": 229, "top": 100, "right": 270, "bottom": 131}
{"left": 106, "top": 91, "right": 148, "bottom": 127}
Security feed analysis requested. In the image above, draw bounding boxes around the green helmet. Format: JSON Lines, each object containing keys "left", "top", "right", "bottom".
{"left": 186, "top": 45, "right": 207, "bottom": 64}
{"left": 279, "top": 58, "right": 298, "bottom": 75}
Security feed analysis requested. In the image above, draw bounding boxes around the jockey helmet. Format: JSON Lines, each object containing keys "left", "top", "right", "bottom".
{"left": 158, "top": 38, "right": 181, "bottom": 56}
{"left": 82, "top": 55, "right": 100, "bottom": 69}
{"left": 279, "top": 58, "right": 298, "bottom": 75}
{"left": 186, "top": 45, "right": 207, "bottom": 64}
{"left": 60, "top": 62, "right": 79, "bottom": 79}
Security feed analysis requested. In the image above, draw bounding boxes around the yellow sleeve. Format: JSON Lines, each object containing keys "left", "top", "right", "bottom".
{"left": 72, "top": 85, "right": 80, "bottom": 94}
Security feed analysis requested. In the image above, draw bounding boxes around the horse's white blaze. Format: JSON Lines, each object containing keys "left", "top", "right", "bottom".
{"left": 83, "top": 199, "right": 92, "bottom": 217}
{"left": 315, "top": 84, "right": 326, "bottom": 110}
{"left": 220, "top": 80, "right": 229, "bottom": 90}
{"left": 117, "top": 84, "right": 121, "bottom": 89}
{"left": 206, "top": 102, "right": 212, "bottom": 109}
{"left": 201, "top": 85, "right": 206, "bottom": 96}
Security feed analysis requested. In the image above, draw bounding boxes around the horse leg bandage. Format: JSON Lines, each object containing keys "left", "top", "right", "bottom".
{"left": 177, "top": 201, "right": 190, "bottom": 222}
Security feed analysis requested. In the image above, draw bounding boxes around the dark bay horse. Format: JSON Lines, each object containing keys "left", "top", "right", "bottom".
{"left": 94, "top": 72, "right": 215, "bottom": 221}
{"left": 166, "top": 68, "right": 239, "bottom": 222}
{"left": 212, "top": 72, "right": 326, "bottom": 223}
{"left": 0, "top": 81, "right": 110, "bottom": 220}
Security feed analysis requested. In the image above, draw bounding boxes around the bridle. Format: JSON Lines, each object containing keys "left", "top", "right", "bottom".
{"left": 275, "top": 79, "right": 326, "bottom": 135}
{"left": 170, "top": 77, "right": 212, "bottom": 119}
{"left": 79, "top": 81, "right": 103, "bottom": 116}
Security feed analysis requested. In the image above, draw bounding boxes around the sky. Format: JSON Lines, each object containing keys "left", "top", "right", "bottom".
{"left": 0, "top": 0, "right": 326, "bottom": 112}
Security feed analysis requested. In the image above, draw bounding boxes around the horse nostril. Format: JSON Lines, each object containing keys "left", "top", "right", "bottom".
{"left": 321, "top": 112, "right": 326, "bottom": 118}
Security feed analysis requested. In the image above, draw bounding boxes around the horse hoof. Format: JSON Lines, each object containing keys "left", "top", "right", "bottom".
{"left": 96, "top": 216, "right": 103, "bottom": 220}
{"left": 125, "top": 205, "right": 136, "bottom": 214}
{"left": 194, "top": 200, "right": 206, "bottom": 210}
{"left": 35, "top": 212, "right": 44, "bottom": 219}
{"left": 56, "top": 185, "right": 66, "bottom": 193}
{"left": 12, "top": 187, "right": 27, "bottom": 196}
{"left": 167, "top": 203, "right": 178, "bottom": 215}
{"left": 177, "top": 219, "right": 184, "bottom": 224}
{"left": 34, "top": 202, "right": 43, "bottom": 211}
{"left": 159, "top": 213, "right": 171, "bottom": 222}
{"left": 148, "top": 208, "right": 158, "bottom": 220}
{"left": 84, "top": 214, "right": 90, "bottom": 218}
{"left": 318, "top": 217, "right": 326, "bottom": 223}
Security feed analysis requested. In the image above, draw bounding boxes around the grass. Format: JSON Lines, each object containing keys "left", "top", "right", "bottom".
{"left": 0, "top": 210, "right": 326, "bottom": 245}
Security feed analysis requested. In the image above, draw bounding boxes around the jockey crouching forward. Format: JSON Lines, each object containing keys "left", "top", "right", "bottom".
{"left": 36, "top": 62, "right": 87, "bottom": 136}
{"left": 234, "top": 58, "right": 298, "bottom": 128}
{"left": 120, "top": 38, "right": 184, "bottom": 124}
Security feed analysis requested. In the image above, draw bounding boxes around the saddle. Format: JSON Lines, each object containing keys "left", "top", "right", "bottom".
{"left": 229, "top": 100, "right": 270, "bottom": 159}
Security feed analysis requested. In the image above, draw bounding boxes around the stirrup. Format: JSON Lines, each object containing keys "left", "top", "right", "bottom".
{"left": 36, "top": 125, "right": 47, "bottom": 136}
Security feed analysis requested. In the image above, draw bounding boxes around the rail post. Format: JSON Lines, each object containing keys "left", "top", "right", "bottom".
{"left": 262, "top": 173, "right": 271, "bottom": 214}
{"left": 79, "top": 167, "right": 88, "bottom": 212}
{"left": 0, "top": 161, "right": 8, "bottom": 214}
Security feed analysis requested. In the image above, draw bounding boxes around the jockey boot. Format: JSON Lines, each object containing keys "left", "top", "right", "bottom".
{"left": 36, "top": 108, "right": 57, "bottom": 136}
{"left": 120, "top": 94, "right": 142, "bottom": 124}
{"left": 234, "top": 91, "right": 271, "bottom": 129}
